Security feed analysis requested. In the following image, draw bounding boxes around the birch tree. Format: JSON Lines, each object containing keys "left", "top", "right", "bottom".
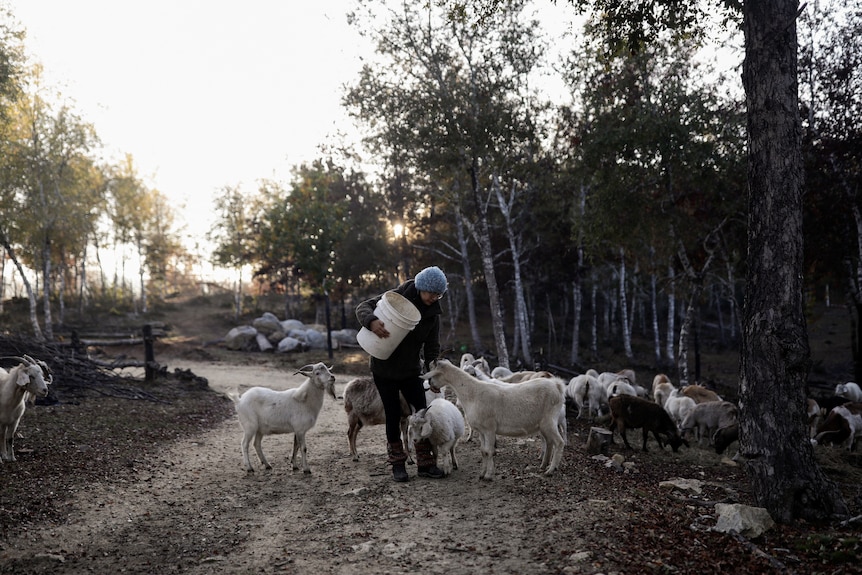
{"left": 346, "top": 1, "right": 551, "bottom": 367}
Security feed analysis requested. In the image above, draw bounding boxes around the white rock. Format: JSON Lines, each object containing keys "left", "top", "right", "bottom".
{"left": 252, "top": 312, "right": 282, "bottom": 335}
{"left": 224, "top": 326, "right": 258, "bottom": 350}
{"left": 712, "top": 503, "right": 775, "bottom": 538}
{"left": 276, "top": 336, "right": 303, "bottom": 353}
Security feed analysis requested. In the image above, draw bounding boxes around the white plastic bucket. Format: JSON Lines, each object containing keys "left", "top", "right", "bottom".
{"left": 357, "top": 291, "right": 422, "bottom": 360}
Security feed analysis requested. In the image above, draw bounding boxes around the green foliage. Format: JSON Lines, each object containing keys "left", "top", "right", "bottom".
{"left": 799, "top": 2, "right": 862, "bottom": 291}
{"left": 209, "top": 184, "right": 256, "bottom": 271}
{"left": 248, "top": 159, "right": 391, "bottom": 295}
{"left": 557, "top": 29, "right": 746, "bottom": 290}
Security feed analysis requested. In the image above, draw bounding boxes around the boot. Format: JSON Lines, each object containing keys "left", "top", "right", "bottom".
{"left": 415, "top": 439, "right": 445, "bottom": 479}
{"left": 387, "top": 441, "right": 409, "bottom": 483}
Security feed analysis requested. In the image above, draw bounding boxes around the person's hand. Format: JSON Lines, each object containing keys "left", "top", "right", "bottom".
{"left": 370, "top": 319, "right": 390, "bottom": 338}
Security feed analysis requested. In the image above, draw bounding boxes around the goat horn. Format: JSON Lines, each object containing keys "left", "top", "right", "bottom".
{"left": 0, "top": 356, "right": 30, "bottom": 365}
{"left": 294, "top": 364, "right": 314, "bottom": 375}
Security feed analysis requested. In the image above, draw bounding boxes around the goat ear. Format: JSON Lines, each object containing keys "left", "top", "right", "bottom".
{"left": 421, "top": 421, "right": 433, "bottom": 436}
{"left": 16, "top": 370, "right": 30, "bottom": 387}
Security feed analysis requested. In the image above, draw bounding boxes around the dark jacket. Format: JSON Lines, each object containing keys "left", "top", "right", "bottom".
{"left": 355, "top": 280, "right": 442, "bottom": 379}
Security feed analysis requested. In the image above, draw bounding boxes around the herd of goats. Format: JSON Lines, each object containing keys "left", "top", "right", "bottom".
{"left": 228, "top": 352, "right": 862, "bottom": 481}
{"left": 3, "top": 352, "right": 859, "bottom": 481}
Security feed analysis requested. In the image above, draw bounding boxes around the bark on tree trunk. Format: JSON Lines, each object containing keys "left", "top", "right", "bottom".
{"left": 469, "top": 165, "right": 509, "bottom": 368}
{"left": 650, "top": 258, "right": 661, "bottom": 367}
{"left": 137, "top": 236, "right": 148, "bottom": 314}
{"left": 677, "top": 292, "right": 693, "bottom": 387}
{"left": 1, "top": 236, "right": 44, "bottom": 341}
{"left": 848, "top": 203, "right": 862, "bottom": 382}
{"left": 41, "top": 238, "right": 53, "bottom": 341}
{"left": 454, "top": 208, "right": 483, "bottom": 353}
{"left": 739, "top": 0, "right": 848, "bottom": 522}
{"left": 570, "top": 278, "right": 582, "bottom": 365}
{"left": 0, "top": 249, "right": 5, "bottom": 314}
{"left": 494, "top": 178, "right": 531, "bottom": 365}
{"left": 571, "top": 183, "right": 588, "bottom": 365}
{"left": 666, "top": 262, "right": 676, "bottom": 363}
{"left": 618, "top": 249, "right": 633, "bottom": 360}
{"left": 590, "top": 281, "right": 598, "bottom": 359}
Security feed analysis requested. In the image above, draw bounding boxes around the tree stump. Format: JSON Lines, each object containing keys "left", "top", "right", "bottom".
{"left": 586, "top": 427, "right": 614, "bottom": 455}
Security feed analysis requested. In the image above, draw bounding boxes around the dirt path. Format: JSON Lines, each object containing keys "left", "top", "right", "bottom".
{"left": 2, "top": 360, "right": 611, "bottom": 575}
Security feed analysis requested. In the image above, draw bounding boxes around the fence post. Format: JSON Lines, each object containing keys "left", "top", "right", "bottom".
{"left": 143, "top": 324, "right": 155, "bottom": 381}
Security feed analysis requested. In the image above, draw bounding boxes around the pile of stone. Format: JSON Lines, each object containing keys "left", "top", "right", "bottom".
{"left": 222, "top": 312, "right": 358, "bottom": 353}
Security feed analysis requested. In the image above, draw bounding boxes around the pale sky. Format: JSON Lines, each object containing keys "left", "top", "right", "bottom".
{"left": 9, "top": 1, "right": 370, "bottom": 245}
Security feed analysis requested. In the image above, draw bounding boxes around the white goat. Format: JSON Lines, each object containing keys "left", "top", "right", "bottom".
{"left": 498, "top": 370, "right": 555, "bottom": 383}
{"left": 407, "top": 398, "right": 465, "bottom": 475}
{"left": 607, "top": 379, "right": 638, "bottom": 398}
{"left": 342, "top": 376, "right": 413, "bottom": 463}
{"left": 663, "top": 388, "right": 697, "bottom": 427}
{"left": 596, "top": 371, "right": 623, "bottom": 393}
{"left": 835, "top": 382, "right": 862, "bottom": 403}
{"left": 422, "top": 359, "right": 566, "bottom": 480}
{"left": 597, "top": 371, "right": 645, "bottom": 397}
{"left": 653, "top": 379, "right": 676, "bottom": 408}
{"left": 679, "top": 400, "right": 738, "bottom": 446}
{"left": 467, "top": 364, "right": 567, "bottom": 446}
{"left": 459, "top": 353, "right": 490, "bottom": 375}
{"left": 0, "top": 356, "right": 53, "bottom": 463}
{"left": 235, "top": 362, "right": 336, "bottom": 473}
{"left": 566, "top": 373, "right": 608, "bottom": 420}
{"left": 490, "top": 366, "right": 513, "bottom": 379}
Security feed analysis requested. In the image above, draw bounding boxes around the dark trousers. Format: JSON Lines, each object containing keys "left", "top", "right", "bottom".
{"left": 373, "top": 373, "right": 428, "bottom": 443}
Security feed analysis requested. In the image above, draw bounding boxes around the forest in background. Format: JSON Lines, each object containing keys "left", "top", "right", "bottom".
{"left": 0, "top": 1, "right": 860, "bottom": 384}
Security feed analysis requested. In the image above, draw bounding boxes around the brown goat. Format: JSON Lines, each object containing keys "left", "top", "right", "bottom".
{"left": 814, "top": 402, "right": 862, "bottom": 450}
{"left": 713, "top": 422, "right": 739, "bottom": 455}
{"left": 608, "top": 395, "right": 689, "bottom": 452}
{"left": 343, "top": 377, "right": 412, "bottom": 462}
{"left": 681, "top": 384, "right": 722, "bottom": 404}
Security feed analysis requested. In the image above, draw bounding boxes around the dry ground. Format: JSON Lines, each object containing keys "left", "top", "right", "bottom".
{"left": 0, "top": 294, "right": 860, "bottom": 574}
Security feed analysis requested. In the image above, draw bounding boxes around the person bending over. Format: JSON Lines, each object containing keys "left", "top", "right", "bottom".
{"left": 355, "top": 266, "right": 448, "bottom": 482}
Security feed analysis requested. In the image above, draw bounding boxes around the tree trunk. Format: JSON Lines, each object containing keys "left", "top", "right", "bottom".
{"left": 666, "top": 262, "right": 676, "bottom": 363}
{"left": 739, "top": 0, "right": 848, "bottom": 522}
{"left": 590, "top": 281, "right": 598, "bottom": 359}
{"left": 469, "top": 164, "right": 509, "bottom": 368}
{"left": 1, "top": 236, "right": 44, "bottom": 341}
{"left": 618, "top": 249, "right": 633, "bottom": 360}
{"left": 726, "top": 260, "right": 738, "bottom": 341}
{"left": 650, "top": 268, "right": 661, "bottom": 367}
{"left": 0, "top": 249, "right": 5, "bottom": 314}
{"left": 137, "top": 236, "right": 148, "bottom": 314}
{"left": 41, "top": 237, "right": 53, "bottom": 341}
{"left": 58, "top": 260, "right": 66, "bottom": 326}
{"left": 848, "top": 203, "right": 862, "bottom": 381}
{"left": 494, "top": 177, "right": 531, "bottom": 365}
{"left": 454, "top": 208, "right": 483, "bottom": 353}
{"left": 570, "top": 278, "right": 582, "bottom": 365}
{"left": 677, "top": 292, "right": 694, "bottom": 386}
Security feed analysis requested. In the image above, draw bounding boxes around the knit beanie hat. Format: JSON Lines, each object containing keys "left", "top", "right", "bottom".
{"left": 414, "top": 266, "right": 448, "bottom": 294}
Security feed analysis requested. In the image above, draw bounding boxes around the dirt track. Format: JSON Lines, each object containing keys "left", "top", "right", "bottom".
{"left": 4, "top": 351, "right": 861, "bottom": 575}
{"left": 2, "top": 360, "right": 617, "bottom": 575}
